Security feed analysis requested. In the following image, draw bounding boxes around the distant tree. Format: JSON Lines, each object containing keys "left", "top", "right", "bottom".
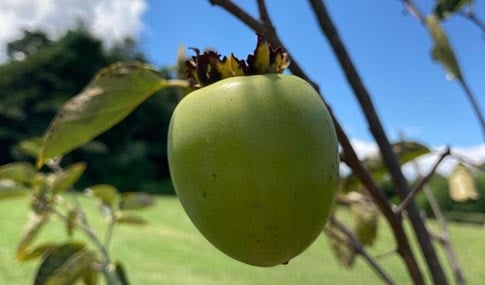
{"left": 0, "top": 28, "right": 179, "bottom": 193}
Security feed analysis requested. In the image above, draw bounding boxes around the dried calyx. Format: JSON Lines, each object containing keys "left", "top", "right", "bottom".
{"left": 186, "top": 34, "right": 290, "bottom": 88}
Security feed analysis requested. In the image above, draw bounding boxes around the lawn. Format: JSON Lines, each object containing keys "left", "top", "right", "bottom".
{"left": 1, "top": 195, "right": 484, "bottom": 284}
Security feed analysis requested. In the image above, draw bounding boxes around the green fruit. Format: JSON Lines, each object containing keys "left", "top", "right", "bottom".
{"left": 168, "top": 74, "right": 338, "bottom": 266}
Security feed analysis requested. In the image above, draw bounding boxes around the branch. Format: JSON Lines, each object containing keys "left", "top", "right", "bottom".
{"left": 396, "top": 147, "right": 451, "bottom": 214}
{"left": 458, "top": 10, "right": 485, "bottom": 35}
{"left": 400, "top": 0, "right": 426, "bottom": 24}
{"left": 375, "top": 248, "right": 398, "bottom": 260}
{"left": 329, "top": 216, "right": 396, "bottom": 285}
{"left": 458, "top": 78, "right": 485, "bottom": 144}
{"left": 308, "top": 0, "right": 446, "bottom": 284}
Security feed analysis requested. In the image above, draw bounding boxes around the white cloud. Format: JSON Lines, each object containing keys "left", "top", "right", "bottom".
{"left": 343, "top": 139, "right": 485, "bottom": 179}
{"left": 406, "top": 144, "right": 485, "bottom": 177}
{"left": 0, "top": 0, "right": 147, "bottom": 61}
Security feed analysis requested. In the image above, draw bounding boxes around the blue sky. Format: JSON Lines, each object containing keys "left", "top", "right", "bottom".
{"left": 140, "top": 0, "right": 485, "bottom": 149}
{"left": 1, "top": 0, "right": 484, "bottom": 152}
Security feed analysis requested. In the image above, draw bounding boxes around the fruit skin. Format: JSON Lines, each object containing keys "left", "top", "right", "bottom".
{"left": 168, "top": 74, "right": 338, "bottom": 266}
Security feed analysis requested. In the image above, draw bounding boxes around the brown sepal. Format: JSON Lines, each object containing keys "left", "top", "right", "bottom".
{"left": 185, "top": 34, "right": 290, "bottom": 88}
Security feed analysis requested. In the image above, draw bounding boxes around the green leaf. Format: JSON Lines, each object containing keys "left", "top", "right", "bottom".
{"left": 82, "top": 267, "right": 98, "bottom": 285}
{"left": 51, "top": 162, "right": 86, "bottom": 194}
{"left": 17, "top": 212, "right": 49, "bottom": 260}
{"left": 89, "top": 184, "right": 119, "bottom": 207}
{"left": 0, "top": 162, "right": 36, "bottom": 184}
{"left": 426, "top": 15, "right": 462, "bottom": 80}
{"left": 16, "top": 137, "right": 44, "bottom": 159}
{"left": 326, "top": 222, "right": 356, "bottom": 268}
{"left": 34, "top": 242, "right": 96, "bottom": 285}
{"left": 115, "top": 212, "right": 147, "bottom": 225}
{"left": 0, "top": 179, "right": 29, "bottom": 200}
{"left": 115, "top": 261, "right": 130, "bottom": 285}
{"left": 16, "top": 243, "right": 57, "bottom": 262}
{"left": 38, "top": 62, "right": 167, "bottom": 167}
{"left": 119, "top": 193, "right": 155, "bottom": 210}
{"left": 392, "top": 141, "right": 431, "bottom": 165}
{"left": 351, "top": 199, "right": 379, "bottom": 246}
{"left": 434, "top": 0, "right": 472, "bottom": 19}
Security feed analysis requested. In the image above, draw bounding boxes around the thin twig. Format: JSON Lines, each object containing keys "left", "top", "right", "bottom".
{"left": 375, "top": 248, "right": 398, "bottom": 260}
{"left": 458, "top": 11, "right": 485, "bottom": 34}
{"left": 308, "top": 0, "right": 446, "bottom": 283}
{"left": 50, "top": 206, "right": 111, "bottom": 261}
{"left": 400, "top": 0, "right": 426, "bottom": 24}
{"left": 329, "top": 216, "right": 396, "bottom": 285}
{"left": 104, "top": 213, "right": 116, "bottom": 252}
{"left": 396, "top": 147, "right": 451, "bottom": 214}
{"left": 458, "top": 78, "right": 485, "bottom": 145}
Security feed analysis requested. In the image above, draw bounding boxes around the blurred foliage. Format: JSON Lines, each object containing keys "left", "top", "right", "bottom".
{"left": 0, "top": 28, "right": 180, "bottom": 194}
{"left": 417, "top": 172, "right": 485, "bottom": 215}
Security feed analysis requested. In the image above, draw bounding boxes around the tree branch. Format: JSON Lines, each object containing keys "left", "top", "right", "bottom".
{"left": 458, "top": 10, "right": 485, "bottom": 35}
{"left": 400, "top": 0, "right": 426, "bottom": 24}
{"left": 308, "top": 0, "right": 447, "bottom": 284}
{"left": 396, "top": 147, "right": 451, "bottom": 214}
{"left": 329, "top": 216, "right": 396, "bottom": 285}
{"left": 458, "top": 78, "right": 485, "bottom": 144}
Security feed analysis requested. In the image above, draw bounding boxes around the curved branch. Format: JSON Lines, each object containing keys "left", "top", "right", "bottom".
{"left": 458, "top": 11, "right": 485, "bottom": 35}
{"left": 307, "top": 0, "right": 447, "bottom": 284}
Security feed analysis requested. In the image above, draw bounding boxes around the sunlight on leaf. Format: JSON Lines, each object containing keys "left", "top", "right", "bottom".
{"left": 88, "top": 184, "right": 119, "bottom": 208}
{"left": 115, "top": 212, "right": 147, "bottom": 225}
{"left": 0, "top": 162, "right": 36, "bottom": 185}
{"left": 119, "top": 193, "right": 155, "bottom": 210}
{"left": 38, "top": 62, "right": 167, "bottom": 167}
{"left": 16, "top": 243, "right": 57, "bottom": 262}
{"left": 16, "top": 137, "right": 44, "bottom": 159}
{"left": 0, "top": 179, "right": 29, "bottom": 200}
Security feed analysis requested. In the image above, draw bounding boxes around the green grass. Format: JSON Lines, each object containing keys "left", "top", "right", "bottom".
{"left": 1, "top": 195, "right": 484, "bottom": 284}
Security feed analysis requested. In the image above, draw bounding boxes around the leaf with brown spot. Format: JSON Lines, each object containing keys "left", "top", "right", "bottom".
{"left": 37, "top": 62, "right": 167, "bottom": 167}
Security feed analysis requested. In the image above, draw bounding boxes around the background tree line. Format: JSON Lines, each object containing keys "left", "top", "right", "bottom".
{"left": 0, "top": 27, "right": 179, "bottom": 194}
